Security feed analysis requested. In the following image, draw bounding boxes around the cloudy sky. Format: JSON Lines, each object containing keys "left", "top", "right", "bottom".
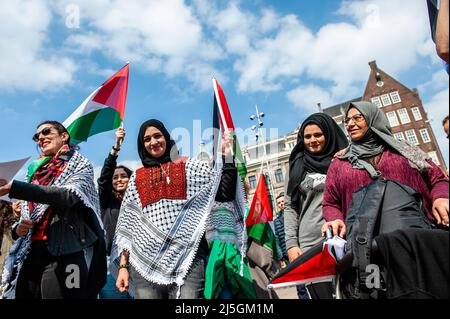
{"left": 0, "top": 0, "right": 448, "bottom": 178}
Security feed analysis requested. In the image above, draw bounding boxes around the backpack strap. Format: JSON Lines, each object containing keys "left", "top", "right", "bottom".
{"left": 351, "top": 179, "right": 387, "bottom": 298}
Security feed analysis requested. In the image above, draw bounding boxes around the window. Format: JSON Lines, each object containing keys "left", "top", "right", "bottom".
{"left": 275, "top": 168, "right": 284, "bottom": 183}
{"left": 419, "top": 128, "right": 431, "bottom": 143}
{"left": 405, "top": 129, "right": 419, "bottom": 145}
{"left": 390, "top": 91, "right": 401, "bottom": 104}
{"left": 393, "top": 132, "right": 405, "bottom": 141}
{"left": 397, "top": 108, "right": 411, "bottom": 124}
{"left": 386, "top": 111, "right": 400, "bottom": 127}
{"left": 411, "top": 107, "right": 422, "bottom": 121}
{"left": 371, "top": 96, "right": 382, "bottom": 108}
{"left": 428, "top": 151, "right": 440, "bottom": 166}
{"left": 248, "top": 175, "right": 257, "bottom": 189}
{"left": 380, "top": 94, "right": 392, "bottom": 106}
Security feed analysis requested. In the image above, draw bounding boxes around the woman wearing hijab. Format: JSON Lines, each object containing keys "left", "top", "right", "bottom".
{"left": 284, "top": 113, "right": 348, "bottom": 299}
{"left": 321, "top": 101, "right": 449, "bottom": 238}
{"left": 112, "top": 119, "right": 237, "bottom": 299}
{"left": 285, "top": 113, "right": 348, "bottom": 260}
{"left": 0, "top": 120, "right": 106, "bottom": 299}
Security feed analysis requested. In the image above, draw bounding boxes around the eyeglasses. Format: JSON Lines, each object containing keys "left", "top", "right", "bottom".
{"left": 32, "top": 127, "right": 52, "bottom": 142}
{"left": 344, "top": 114, "right": 365, "bottom": 125}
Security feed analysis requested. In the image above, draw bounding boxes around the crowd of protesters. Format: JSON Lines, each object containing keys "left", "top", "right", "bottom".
{"left": 0, "top": 102, "right": 448, "bottom": 299}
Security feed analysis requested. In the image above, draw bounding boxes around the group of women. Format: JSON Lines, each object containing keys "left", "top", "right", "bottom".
{"left": 0, "top": 100, "right": 448, "bottom": 299}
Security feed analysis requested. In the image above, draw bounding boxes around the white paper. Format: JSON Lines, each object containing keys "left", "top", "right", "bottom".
{"left": 0, "top": 156, "right": 30, "bottom": 201}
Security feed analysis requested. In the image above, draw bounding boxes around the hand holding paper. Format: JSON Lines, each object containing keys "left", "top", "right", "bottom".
{"left": 0, "top": 181, "right": 11, "bottom": 197}
{"left": 0, "top": 179, "right": 7, "bottom": 187}
{"left": 0, "top": 156, "right": 30, "bottom": 200}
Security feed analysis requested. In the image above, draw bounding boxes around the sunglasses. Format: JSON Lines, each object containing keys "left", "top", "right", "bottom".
{"left": 32, "top": 127, "right": 53, "bottom": 142}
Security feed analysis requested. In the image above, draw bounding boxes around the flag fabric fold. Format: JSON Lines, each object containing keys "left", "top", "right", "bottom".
{"left": 63, "top": 64, "right": 129, "bottom": 145}
{"left": 269, "top": 236, "right": 347, "bottom": 289}
{"left": 212, "top": 78, "right": 247, "bottom": 181}
{"left": 246, "top": 173, "right": 279, "bottom": 260}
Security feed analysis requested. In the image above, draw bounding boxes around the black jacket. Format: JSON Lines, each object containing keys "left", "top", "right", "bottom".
{"left": 9, "top": 180, "right": 106, "bottom": 297}
{"left": 97, "top": 154, "right": 122, "bottom": 256}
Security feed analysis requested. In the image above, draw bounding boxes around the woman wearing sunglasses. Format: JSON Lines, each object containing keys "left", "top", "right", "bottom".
{"left": 0, "top": 121, "right": 106, "bottom": 299}
{"left": 321, "top": 101, "right": 449, "bottom": 238}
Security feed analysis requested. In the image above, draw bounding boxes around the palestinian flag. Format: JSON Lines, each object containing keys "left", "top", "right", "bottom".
{"left": 63, "top": 63, "right": 129, "bottom": 145}
{"left": 212, "top": 78, "right": 247, "bottom": 181}
{"left": 269, "top": 237, "right": 346, "bottom": 289}
{"left": 246, "top": 173, "right": 278, "bottom": 260}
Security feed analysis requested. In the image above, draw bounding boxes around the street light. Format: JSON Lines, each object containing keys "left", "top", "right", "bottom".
{"left": 249, "top": 105, "right": 277, "bottom": 212}
{"left": 250, "top": 105, "right": 266, "bottom": 141}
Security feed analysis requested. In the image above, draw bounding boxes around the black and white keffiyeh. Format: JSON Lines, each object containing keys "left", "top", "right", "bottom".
{"left": 1, "top": 151, "right": 101, "bottom": 299}
{"left": 110, "top": 158, "right": 222, "bottom": 294}
{"left": 206, "top": 177, "right": 248, "bottom": 275}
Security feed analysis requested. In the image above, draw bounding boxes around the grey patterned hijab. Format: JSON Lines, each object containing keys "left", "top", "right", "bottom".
{"left": 340, "top": 101, "right": 431, "bottom": 178}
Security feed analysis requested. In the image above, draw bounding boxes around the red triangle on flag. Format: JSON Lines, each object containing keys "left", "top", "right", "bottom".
{"left": 92, "top": 64, "right": 129, "bottom": 121}
{"left": 213, "top": 78, "right": 235, "bottom": 132}
{"left": 270, "top": 241, "right": 337, "bottom": 288}
{"left": 246, "top": 173, "right": 273, "bottom": 227}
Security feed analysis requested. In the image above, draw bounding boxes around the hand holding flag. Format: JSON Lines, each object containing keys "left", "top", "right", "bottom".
{"left": 221, "top": 129, "right": 235, "bottom": 163}
{"left": 212, "top": 78, "right": 247, "bottom": 180}
{"left": 112, "top": 127, "right": 126, "bottom": 154}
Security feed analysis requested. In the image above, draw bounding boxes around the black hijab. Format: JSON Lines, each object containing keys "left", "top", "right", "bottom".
{"left": 287, "top": 113, "right": 348, "bottom": 212}
{"left": 137, "top": 119, "right": 179, "bottom": 167}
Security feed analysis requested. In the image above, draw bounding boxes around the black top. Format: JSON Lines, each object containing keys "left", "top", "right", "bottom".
{"left": 97, "top": 153, "right": 122, "bottom": 256}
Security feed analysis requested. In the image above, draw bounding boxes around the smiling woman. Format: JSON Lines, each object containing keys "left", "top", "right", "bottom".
{"left": 322, "top": 101, "right": 449, "bottom": 238}
{"left": 97, "top": 127, "right": 132, "bottom": 299}
{"left": 0, "top": 120, "right": 106, "bottom": 299}
{"left": 111, "top": 118, "right": 239, "bottom": 299}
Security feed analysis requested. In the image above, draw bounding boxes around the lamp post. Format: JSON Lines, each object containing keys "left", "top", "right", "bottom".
{"left": 250, "top": 105, "right": 277, "bottom": 212}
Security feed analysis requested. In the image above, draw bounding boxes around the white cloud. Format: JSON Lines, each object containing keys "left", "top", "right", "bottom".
{"left": 423, "top": 88, "right": 450, "bottom": 168}
{"left": 0, "top": 0, "right": 76, "bottom": 92}
{"left": 64, "top": 32, "right": 103, "bottom": 54}
{"left": 287, "top": 85, "right": 335, "bottom": 113}
{"left": 61, "top": 0, "right": 224, "bottom": 91}
{"left": 418, "top": 69, "right": 449, "bottom": 93}
{"left": 5, "top": 0, "right": 434, "bottom": 97}
{"left": 209, "top": 0, "right": 434, "bottom": 99}
{"left": 235, "top": 15, "right": 314, "bottom": 92}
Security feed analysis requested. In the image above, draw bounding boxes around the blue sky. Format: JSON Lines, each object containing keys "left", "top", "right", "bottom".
{"left": 1, "top": 0, "right": 448, "bottom": 179}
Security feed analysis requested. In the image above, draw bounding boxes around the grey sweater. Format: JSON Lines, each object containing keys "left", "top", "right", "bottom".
{"left": 284, "top": 171, "right": 327, "bottom": 253}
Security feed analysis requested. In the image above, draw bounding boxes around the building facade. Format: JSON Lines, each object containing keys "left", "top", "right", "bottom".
{"left": 242, "top": 61, "right": 447, "bottom": 207}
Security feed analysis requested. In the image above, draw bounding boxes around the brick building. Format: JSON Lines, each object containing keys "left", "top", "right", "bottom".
{"left": 242, "top": 61, "right": 447, "bottom": 206}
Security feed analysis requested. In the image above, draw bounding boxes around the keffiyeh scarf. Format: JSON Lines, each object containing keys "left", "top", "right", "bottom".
{"left": 204, "top": 179, "right": 257, "bottom": 299}
{"left": 1, "top": 151, "right": 101, "bottom": 299}
{"left": 205, "top": 177, "right": 248, "bottom": 267}
{"left": 110, "top": 158, "right": 222, "bottom": 295}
